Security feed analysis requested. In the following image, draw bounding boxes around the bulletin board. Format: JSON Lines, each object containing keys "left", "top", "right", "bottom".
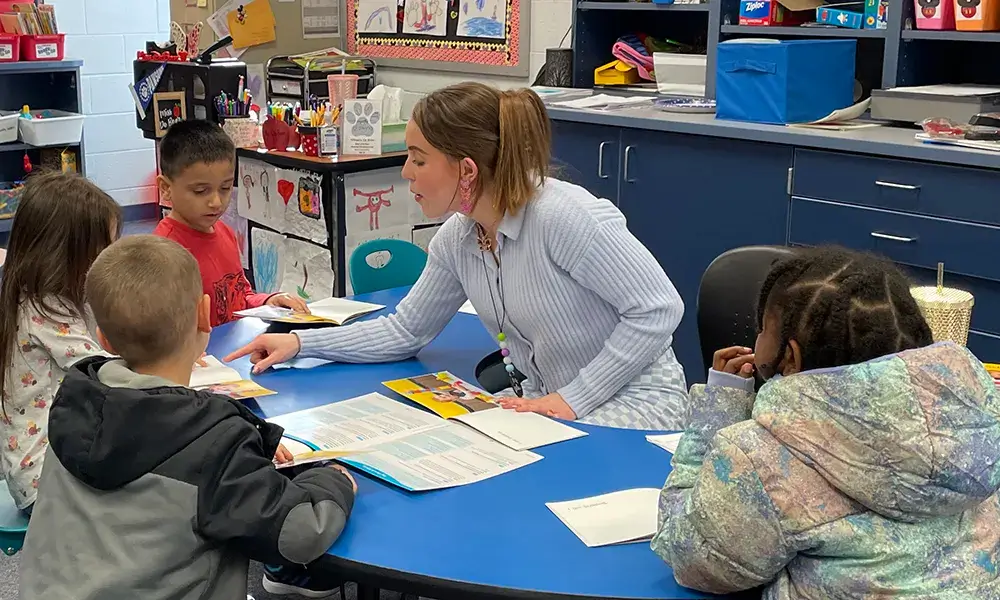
{"left": 345, "top": 0, "right": 529, "bottom": 76}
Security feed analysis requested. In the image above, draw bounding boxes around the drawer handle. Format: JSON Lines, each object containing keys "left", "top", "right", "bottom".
{"left": 871, "top": 232, "right": 916, "bottom": 243}
{"left": 875, "top": 180, "right": 920, "bottom": 191}
{"left": 597, "top": 141, "right": 610, "bottom": 180}
{"left": 624, "top": 145, "right": 636, "bottom": 183}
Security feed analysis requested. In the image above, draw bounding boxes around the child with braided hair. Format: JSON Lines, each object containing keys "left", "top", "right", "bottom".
{"left": 653, "top": 246, "right": 1000, "bottom": 598}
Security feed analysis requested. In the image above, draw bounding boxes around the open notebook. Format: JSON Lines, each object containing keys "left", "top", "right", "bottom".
{"left": 547, "top": 488, "right": 662, "bottom": 547}
{"left": 235, "top": 297, "right": 385, "bottom": 326}
{"left": 383, "top": 371, "right": 587, "bottom": 451}
{"left": 190, "top": 356, "right": 276, "bottom": 399}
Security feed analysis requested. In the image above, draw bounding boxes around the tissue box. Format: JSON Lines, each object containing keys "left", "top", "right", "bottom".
{"left": 382, "top": 122, "right": 407, "bottom": 153}
{"left": 817, "top": 4, "right": 865, "bottom": 27}
{"left": 716, "top": 39, "right": 857, "bottom": 124}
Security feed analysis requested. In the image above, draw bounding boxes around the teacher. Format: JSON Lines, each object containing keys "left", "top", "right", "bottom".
{"left": 226, "top": 82, "right": 688, "bottom": 430}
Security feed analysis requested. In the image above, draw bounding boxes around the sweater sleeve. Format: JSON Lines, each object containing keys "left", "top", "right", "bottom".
{"left": 548, "top": 210, "right": 684, "bottom": 417}
{"left": 294, "top": 226, "right": 467, "bottom": 363}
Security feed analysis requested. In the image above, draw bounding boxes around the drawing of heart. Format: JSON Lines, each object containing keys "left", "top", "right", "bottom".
{"left": 277, "top": 180, "right": 295, "bottom": 205}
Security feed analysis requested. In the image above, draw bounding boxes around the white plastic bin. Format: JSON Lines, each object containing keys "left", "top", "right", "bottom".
{"left": 0, "top": 111, "right": 18, "bottom": 144}
{"left": 19, "top": 110, "right": 84, "bottom": 147}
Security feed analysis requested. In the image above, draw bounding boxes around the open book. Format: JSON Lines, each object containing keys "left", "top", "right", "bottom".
{"left": 191, "top": 355, "right": 276, "bottom": 399}
{"left": 546, "top": 488, "right": 662, "bottom": 548}
{"left": 235, "top": 297, "right": 385, "bottom": 326}
{"left": 269, "top": 392, "right": 541, "bottom": 491}
{"left": 274, "top": 436, "right": 364, "bottom": 469}
{"left": 382, "top": 372, "right": 587, "bottom": 451}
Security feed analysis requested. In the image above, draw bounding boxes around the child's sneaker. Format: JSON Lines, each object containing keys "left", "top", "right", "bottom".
{"left": 262, "top": 564, "right": 345, "bottom": 598}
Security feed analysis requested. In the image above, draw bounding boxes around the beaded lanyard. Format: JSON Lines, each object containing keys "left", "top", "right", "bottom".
{"left": 476, "top": 223, "right": 524, "bottom": 397}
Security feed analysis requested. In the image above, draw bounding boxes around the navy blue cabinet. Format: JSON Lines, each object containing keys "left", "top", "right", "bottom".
{"left": 551, "top": 120, "right": 621, "bottom": 203}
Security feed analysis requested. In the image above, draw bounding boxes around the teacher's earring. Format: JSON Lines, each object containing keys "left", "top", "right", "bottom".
{"left": 459, "top": 179, "right": 473, "bottom": 214}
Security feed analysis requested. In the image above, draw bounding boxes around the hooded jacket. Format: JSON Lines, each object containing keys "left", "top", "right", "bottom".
{"left": 19, "top": 356, "right": 355, "bottom": 600}
{"left": 652, "top": 342, "right": 1000, "bottom": 599}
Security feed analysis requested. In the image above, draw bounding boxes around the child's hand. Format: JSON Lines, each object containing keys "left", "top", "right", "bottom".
{"left": 195, "top": 353, "right": 208, "bottom": 368}
{"left": 267, "top": 293, "right": 311, "bottom": 314}
{"left": 713, "top": 346, "right": 755, "bottom": 378}
{"left": 331, "top": 464, "right": 358, "bottom": 493}
{"left": 274, "top": 443, "right": 294, "bottom": 464}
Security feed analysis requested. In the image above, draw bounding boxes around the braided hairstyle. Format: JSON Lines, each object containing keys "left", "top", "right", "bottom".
{"left": 756, "top": 246, "right": 934, "bottom": 372}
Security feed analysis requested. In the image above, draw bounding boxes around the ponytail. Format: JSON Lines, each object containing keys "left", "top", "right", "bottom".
{"left": 494, "top": 88, "right": 551, "bottom": 215}
{"left": 411, "top": 82, "right": 553, "bottom": 216}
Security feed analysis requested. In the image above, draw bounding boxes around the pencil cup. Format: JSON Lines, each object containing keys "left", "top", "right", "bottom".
{"left": 299, "top": 126, "right": 320, "bottom": 157}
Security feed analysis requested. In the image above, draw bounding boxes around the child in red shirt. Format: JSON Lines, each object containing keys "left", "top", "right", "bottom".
{"left": 153, "top": 120, "right": 307, "bottom": 326}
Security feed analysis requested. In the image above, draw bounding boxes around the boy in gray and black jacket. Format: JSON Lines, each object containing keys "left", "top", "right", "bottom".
{"left": 19, "top": 235, "right": 356, "bottom": 600}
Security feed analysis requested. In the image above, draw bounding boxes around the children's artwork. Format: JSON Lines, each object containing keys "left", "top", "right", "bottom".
{"left": 344, "top": 168, "right": 410, "bottom": 236}
{"left": 457, "top": 0, "right": 506, "bottom": 39}
{"left": 251, "top": 227, "right": 287, "bottom": 294}
{"left": 411, "top": 224, "right": 441, "bottom": 252}
{"left": 344, "top": 225, "right": 412, "bottom": 295}
{"left": 281, "top": 238, "right": 335, "bottom": 302}
{"left": 402, "top": 0, "right": 446, "bottom": 35}
{"left": 219, "top": 191, "right": 249, "bottom": 269}
{"left": 245, "top": 63, "right": 267, "bottom": 112}
{"left": 343, "top": 99, "right": 383, "bottom": 155}
{"left": 358, "top": 0, "right": 398, "bottom": 33}
{"left": 274, "top": 168, "right": 326, "bottom": 244}
{"left": 237, "top": 158, "right": 284, "bottom": 231}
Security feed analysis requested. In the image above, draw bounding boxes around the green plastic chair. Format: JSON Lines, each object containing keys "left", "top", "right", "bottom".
{"left": 349, "top": 239, "right": 428, "bottom": 295}
{"left": 0, "top": 482, "right": 29, "bottom": 556}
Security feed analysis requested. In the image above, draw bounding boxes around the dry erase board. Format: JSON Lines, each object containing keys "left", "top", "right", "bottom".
{"left": 346, "top": 0, "right": 529, "bottom": 76}
{"left": 154, "top": 92, "right": 187, "bottom": 138}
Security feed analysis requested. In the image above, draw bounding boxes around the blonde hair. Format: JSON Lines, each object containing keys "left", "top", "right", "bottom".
{"left": 411, "top": 82, "right": 551, "bottom": 215}
{"left": 86, "top": 235, "right": 204, "bottom": 367}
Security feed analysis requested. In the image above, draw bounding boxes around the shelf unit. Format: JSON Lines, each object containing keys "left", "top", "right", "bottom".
{"left": 571, "top": 0, "right": 1000, "bottom": 97}
{"left": 0, "top": 59, "right": 85, "bottom": 242}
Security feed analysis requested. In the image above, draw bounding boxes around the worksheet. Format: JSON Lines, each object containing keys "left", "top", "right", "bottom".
{"left": 546, "top": 488, "right": 662, "bottom": 548}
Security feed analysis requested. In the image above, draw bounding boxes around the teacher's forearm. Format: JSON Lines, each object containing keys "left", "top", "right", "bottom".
{"left": 294, "top": 316, "right": 429, "bottom": 363}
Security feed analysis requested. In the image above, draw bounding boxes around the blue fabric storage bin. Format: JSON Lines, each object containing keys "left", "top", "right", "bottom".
{"left": 716, "top": 39, "right": 856, "bottom": 125}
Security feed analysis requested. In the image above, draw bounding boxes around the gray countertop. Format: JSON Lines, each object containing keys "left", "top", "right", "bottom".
{"left": 547, "top": 105, "right": 1000, "bottom": 170}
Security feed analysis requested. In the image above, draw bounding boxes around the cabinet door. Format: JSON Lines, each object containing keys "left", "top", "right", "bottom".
{"left": 617, "top": 129, "right": 793, "bottom": 383}
{"left": 550, "top": 120, "right": 621, "bottom": 203}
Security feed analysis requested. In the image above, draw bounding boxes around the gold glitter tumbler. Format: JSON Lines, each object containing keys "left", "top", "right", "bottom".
{"left": 911, "top": 262, "right": 975, "bottom": 346}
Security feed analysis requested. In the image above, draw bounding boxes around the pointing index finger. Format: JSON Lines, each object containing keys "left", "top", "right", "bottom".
{"left": 223, "top": 342, "right": 256, "bottom": 363}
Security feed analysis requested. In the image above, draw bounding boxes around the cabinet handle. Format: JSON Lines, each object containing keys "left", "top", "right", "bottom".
{"left": 597, "top": 141, "right": 610, "bottom": 179}
{"left": 623, "top": 145, "right": 636, "bottom": 183}
{"left": 870, "top": 232, "right": 917, "bottom": 243}
{"left": 875, "top": 180, "right": 920, "bottom": 191}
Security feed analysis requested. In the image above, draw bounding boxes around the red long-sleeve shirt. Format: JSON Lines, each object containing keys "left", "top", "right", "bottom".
{"left": 153, "top": 218, "right": 272, "bottom": 326}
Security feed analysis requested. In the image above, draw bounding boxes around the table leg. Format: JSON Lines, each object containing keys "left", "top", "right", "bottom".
{"left": 355, "top": 583, "right": 381, "bottom": 600}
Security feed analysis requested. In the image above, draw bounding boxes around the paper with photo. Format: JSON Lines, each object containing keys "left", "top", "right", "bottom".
{"left": 411, "top": 224, "right": 441, "bottom": 252}
{"left": 278, "top": 169, "right": 328, "bottom": 244}
{"left": 402, "top": 0, "right": 447, "bottom": 36}
{"left": 457, "top": 0, "right": 506, "bottom": 39}
{"left": 201, "top": 379, "right": 277, "bottom": 400}
{"left": 646, "top": 432, "right": 683, "bottom": 454}
{"left": 281, "top": 238, "right": 334, "bottom": 303}
{"left": 344, "top": 168, "right": 411, "bottom": 236}
{"left": 547, "top": 488, "right": 661, "bottom": 548}
{"left": 251, "top": 227, "right": 287, "bottom": 294}
{"left": 358, "top": 0, "right": 398, "bottom": 33}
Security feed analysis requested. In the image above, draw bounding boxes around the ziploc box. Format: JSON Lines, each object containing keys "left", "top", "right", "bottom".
{"left": 716, "top": 39, "right": 856, "bottom": 125}
{"left": 740, "top": 0, "right": 821, "bottom": 25}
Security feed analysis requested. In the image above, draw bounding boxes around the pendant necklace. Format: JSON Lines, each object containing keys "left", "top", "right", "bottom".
{"left": 476, "top": 223, "right": 523, "bottom": 397}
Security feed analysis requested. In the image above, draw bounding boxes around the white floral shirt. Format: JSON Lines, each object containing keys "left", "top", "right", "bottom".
{"left": 1, "top": 299, "right": 108, "bottom": 509}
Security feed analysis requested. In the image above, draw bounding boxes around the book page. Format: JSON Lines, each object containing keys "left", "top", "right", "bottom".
{"left": 646, "top": 433, "right": 684, "bottom": 454}
{"left": 453, "top": 409, "right": 587, "bottom": 451}
{"left": 339, "top": 422, "right": 541, "bottom": 491}
{"left": 383, "top": 372, "right": 497, "bottom": 420}
{"left": 268, "top": 392, "right": 444, "bottom": 450}
{"left": 307, "top": 297, "right": 385, "bottom": 325}
{"left": 274, "top": 436, "right": 364, "bottom": 469}
{"left": 546, "top": 488, "right": 662, "bottom": 548}
{"left": 190, "top": 355, "right": 243, "bottom": 388}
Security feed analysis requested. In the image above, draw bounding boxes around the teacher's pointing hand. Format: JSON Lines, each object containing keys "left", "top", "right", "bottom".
{"left": 224, "top": 333, "right": 301, "bottom": 374}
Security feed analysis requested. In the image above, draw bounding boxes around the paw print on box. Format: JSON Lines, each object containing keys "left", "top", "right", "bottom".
{"left": 345, "top": 102, "right": 381, "bottom": 137}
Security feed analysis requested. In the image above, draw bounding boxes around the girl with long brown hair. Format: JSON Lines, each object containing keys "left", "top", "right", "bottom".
{"left": 228, "top": 82, "right": 689, "bottom": 431}
{"left": 0, "top": 171, "right": 121, "bottom": 513}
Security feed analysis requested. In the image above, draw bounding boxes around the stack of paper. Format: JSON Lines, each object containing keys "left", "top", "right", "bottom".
{"left": 646, "top": 432, "right": 684, "bottom": 454}
{"left": 269, "top": 393, "right": 542, "bottom": 490}
{"left": 546, "top": 488, "right": 662, "bottom": 547}
{"left": 551, "top": 94, "right": 653, "bottom": 111}
{"left": 191, "top": 355, "right": 276, "bottom": 400}
{"left": 236, "top": 297, "right": 385, "bottom": 326}
{"left": 383, "top": 372, "right": 587, "bottom": 451}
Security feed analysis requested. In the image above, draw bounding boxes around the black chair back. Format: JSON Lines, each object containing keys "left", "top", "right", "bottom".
{"left": 696, "top": 245, "right": 796, "bottom": 375}
{"left": 475, "top": 350, "right": 527, "bottom": 395}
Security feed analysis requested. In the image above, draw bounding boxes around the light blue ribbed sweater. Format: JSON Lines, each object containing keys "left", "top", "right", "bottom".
{"left": 296, "top": 178, "right": 688, "bottom": 428}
